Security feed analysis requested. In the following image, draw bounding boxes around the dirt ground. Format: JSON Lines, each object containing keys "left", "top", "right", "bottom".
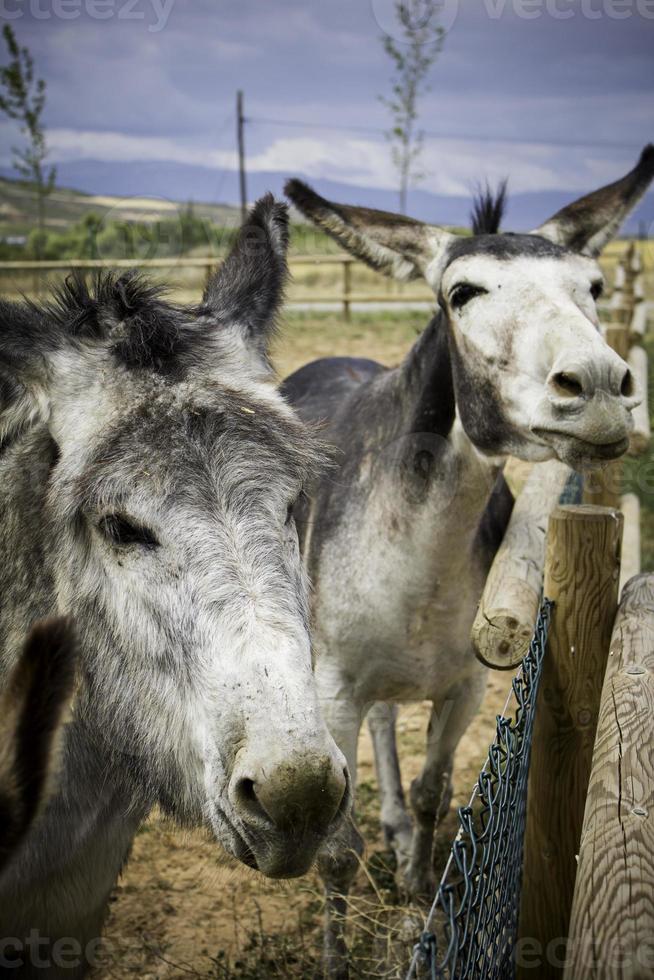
{"left": 95, "top": 680, "right": 509, "bottom": 980}
{"left": 91, "top": 311, "right": 516, "bottom": 979}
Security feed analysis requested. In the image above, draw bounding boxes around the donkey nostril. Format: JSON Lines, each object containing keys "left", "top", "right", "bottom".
{"left": 239, "top": 778, "right": 257, "bottom": 803}
{"left": 621, "top": 368, "right": 634, "bottom": 398}
{"left": 551, "top": 371, "right": 584, "bottom": 398}
{"left": 234, "top": 777, "right": 270, "bottom": 822}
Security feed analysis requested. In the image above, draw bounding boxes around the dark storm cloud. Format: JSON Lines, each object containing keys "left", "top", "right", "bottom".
{"left": 0, "top": 0, "right": 652, "bottom": 194}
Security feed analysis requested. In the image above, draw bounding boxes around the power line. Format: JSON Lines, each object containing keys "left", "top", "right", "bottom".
{"left": 209, "top": 111, "right": 236, "bottom": 203}
{"left": 247, "top": 114, "right": 641, "bottom": 153}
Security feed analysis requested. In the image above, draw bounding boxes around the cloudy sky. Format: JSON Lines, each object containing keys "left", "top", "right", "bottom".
{"left": 0, "top": 0, "right": 653, "bottom": 200}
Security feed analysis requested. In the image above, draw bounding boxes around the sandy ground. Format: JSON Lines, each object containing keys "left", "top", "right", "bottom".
{"left": 95, "top": 674, "right": 509, "bottom": 980}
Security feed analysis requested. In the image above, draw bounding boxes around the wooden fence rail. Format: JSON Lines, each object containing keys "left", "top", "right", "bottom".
{"left": 0, "top": 254, "right": 435, "bottom": 320}
{"left": 2, "top": 244, "right": 644, "bottom": 320}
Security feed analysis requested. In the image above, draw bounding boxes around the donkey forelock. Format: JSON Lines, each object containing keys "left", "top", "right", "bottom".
{"left": 41, "top": 271, "right": 213, "bottom": 377}
{"left": 470, "top": 179, "right": 508, "bottom": 236}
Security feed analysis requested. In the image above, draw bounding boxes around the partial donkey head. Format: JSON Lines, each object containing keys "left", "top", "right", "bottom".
{"left": 286, "top": 146, "right": 654, "bottom": 469}
{"left": 0, "top": 619, "right": 77, "bottom": 874}
{"left": 0, "top": 196, "right": 349, "bottom": 879}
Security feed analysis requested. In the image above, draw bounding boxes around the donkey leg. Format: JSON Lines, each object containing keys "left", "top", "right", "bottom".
{"left": 404, "top": 674, "right": 486, "bottom": 900}
{"left": 319, "top": 815, "right": 365, "bottom": 980}
{"left": 317, "top": 699, "right": 365, "bottom": 980}
{"left": 367, "top": 701, "right": 412, "bottom": 875}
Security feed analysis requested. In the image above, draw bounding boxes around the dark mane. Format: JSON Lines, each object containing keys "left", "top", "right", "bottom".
{"left": 35, "top": 271, "right": 212, "bottom": 377}
{"left": 470, "top": 180, "right": 508, "bottom": 235}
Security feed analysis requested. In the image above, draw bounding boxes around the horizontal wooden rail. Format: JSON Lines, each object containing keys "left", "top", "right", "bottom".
{"left": 0, "top": 257, "right": 215, "bottom": 270}
{"left": 290, "top": 292, "right": 433, "bottom": 305}
{"left": 0, "top": 254, "right": 436, "bottom": 319}
{"left": 0, "top": 246, "right": 647, "bottom": 325}
{"left": 0, "top": 254, "right": 357, "bottom": 271}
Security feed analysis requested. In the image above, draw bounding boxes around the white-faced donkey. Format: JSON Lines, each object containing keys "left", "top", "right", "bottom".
{"left": 284, "top": 146, "right": 653, "bottom": 977}
{"left": 0, "top": 196, "right": 351, "bottom": 977}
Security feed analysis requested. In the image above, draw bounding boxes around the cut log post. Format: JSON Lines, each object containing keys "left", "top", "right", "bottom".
{"left": 613, "top": 264, "right": 626, "bottom": 290}
{"left": 609, "top": 292, "right": 632, "bottom": 329}
{"left": 342, "top": 260, "right": 352, "bottom": 322}
{"left": 627, "top": 344, "right": 651, "bottom": 456}
{"left": 471, "top": 460, "right": 571, "bottom": 670}
{"left": 619, "top": 493, "right": 641, "bottom": 594}
{"left": 605, "top": 322, "right": 630, "bottom": 360}
{"left": 629, "top": 302, "right": 648, "bottom": 342}
{"left": 519, "top": 505, "right": 623, "bottom": 979}
{"left": 563, "top": 573, "right": 654, "bottom": 979}
{"left": 629, "top": 245, "right": 643, "bottom": 275}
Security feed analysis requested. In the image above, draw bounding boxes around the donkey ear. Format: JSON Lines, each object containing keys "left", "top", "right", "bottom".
{"left": 203, "top": 194, "right": 289, "bottom": 359}
{"left": 285, "top": 179, "right": 453, "bottom": 285}
{"left": 0, "top": 300, "right": 54, "bottom": 443}
{"left": 533, "top": 145, "right": 654, "bottom": 257}
{"left": 0, "top": 617, "right": 77, "bottom": 870}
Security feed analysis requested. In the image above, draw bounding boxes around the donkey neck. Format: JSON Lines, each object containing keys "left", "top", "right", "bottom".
{"left": 398, "top": 310, "right": 457, "bottom": 439}
{"left": 393, "top": 310, "right": 505, "bottom": 515}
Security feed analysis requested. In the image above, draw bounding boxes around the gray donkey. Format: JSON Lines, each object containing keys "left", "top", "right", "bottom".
{"left": 284, "top": 146, "right": 653, "bottom": 977}
{"left": 0, "top": 196, "right": 350, "bottom": 978}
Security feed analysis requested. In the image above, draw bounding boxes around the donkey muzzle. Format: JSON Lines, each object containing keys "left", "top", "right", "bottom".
{"left": 227, "top": 748, "right": 351, "bottom": 878}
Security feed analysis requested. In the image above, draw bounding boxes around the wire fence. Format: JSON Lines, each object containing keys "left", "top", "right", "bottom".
{"left": 406, "top": 597, "right": 554, "bottom": 980}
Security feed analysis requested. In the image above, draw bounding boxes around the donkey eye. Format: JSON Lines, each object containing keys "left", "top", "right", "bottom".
{"left": 590, "top": 281, "right": 604, "bottom": 301}
{"left": 285, "top": 490, "right": 307, "bottom": 526}
{"left": 98, "top": 514, "right": 159, "bottom": 549}
{"left": 450, "top": 283, "right": 488, "bottom": 310}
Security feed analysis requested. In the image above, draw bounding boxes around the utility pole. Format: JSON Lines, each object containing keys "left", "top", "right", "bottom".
{"left": 236, "top": 90, "right": 247, "bottom": 223}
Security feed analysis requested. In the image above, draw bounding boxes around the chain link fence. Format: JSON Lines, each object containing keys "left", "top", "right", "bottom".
{"left": 406, "top": 597, "right": 554, "bottom": 980}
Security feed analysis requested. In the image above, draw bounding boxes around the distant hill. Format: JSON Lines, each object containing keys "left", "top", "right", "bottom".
{"left": 0, "top": 172, "right": 241, "bottom": 239}
{"left": 2, "top": 158, "right": 653, "bottom": 236}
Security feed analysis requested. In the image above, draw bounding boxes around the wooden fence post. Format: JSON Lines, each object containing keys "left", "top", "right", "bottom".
{"left": 563, "top": 573, "right": 654, "bottom": 979}
{"left": 519, "top": 504, "right": 623, "bottom": 978}
{"left": 343, "top": 260, "right": 351, "bottom": 322}
{"left": 583, "top": 251, "right": 633, "bottom": 509}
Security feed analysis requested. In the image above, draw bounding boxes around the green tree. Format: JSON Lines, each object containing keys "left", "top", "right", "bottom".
{"left": 380, "top": 0, "right": 445, "bottom": 214}
{"left": 0, "top": 25, "right": 56, "bottom": 255}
